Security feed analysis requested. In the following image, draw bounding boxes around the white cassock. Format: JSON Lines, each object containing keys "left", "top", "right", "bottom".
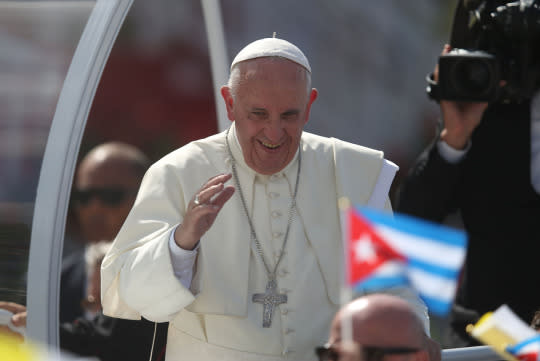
{"left": 101, "top": 124, "right": 428, "bottom": 361}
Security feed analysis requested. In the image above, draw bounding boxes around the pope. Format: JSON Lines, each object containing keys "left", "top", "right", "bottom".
{"left": 101, "top": 37, "right": 428, "bottom": 361}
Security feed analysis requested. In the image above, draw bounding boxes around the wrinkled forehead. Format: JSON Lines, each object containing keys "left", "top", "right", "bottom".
{"left": 238, "top": 57, "right": 309, "bottom": 82}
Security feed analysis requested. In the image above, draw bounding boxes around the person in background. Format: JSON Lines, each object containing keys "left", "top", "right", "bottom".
{"left": 395, "top": 0, "right": 540, "bottom": 347}
{"left": 317, "top": 294, "right": 440, "bottom": 361}
{"left": 61, "top": 141, "right": 150, "bottom": 323}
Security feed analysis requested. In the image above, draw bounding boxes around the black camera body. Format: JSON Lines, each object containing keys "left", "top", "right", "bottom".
{"left": 428, "top": 0, "right": 540, "bottom": 103}
{"left": 437, "top": 49, "right": 501, "bottom": 101}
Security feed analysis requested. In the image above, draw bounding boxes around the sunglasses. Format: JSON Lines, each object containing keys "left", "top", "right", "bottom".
{"left": 315, "top": 343, "right": 419, "bottom": 361}
{"left": 72, "top": 187, "right": 135, "bottom": 207}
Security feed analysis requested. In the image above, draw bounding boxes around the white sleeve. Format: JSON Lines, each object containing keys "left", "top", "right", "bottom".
{"left": 366, "top": 159, "right": 399, "bottom": 210}
{"left": 531, "top": 91, "right": 540, "bottom": 194}
{"left": 437, "top": 139, "right": 471, "bottom": 164}
{"left": 168, "top": 228, "right": 199, "bottom": 289}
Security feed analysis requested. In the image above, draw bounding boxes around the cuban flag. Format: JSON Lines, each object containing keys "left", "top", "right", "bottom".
{"left": 345, "top": 206, "right": 468, "bottom": 316}
{"left": 507, "top": 336, "right": 540, "bottom": 361}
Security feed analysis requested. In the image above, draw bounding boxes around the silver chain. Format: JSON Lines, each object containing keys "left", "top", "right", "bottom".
{"left": 225, "top": 128, "right": 301, "bottom": 279}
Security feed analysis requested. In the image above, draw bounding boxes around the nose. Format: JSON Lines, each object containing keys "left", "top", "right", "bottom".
{"left": 264, "top": 118, "right": 284, "bottom": 143}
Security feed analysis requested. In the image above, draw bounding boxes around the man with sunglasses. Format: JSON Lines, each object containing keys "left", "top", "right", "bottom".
{"left": 62, "top": 141, "right": 151, "bottom": 323}
{"left": 318, "top": 294, "right": 440, "bottom": 361}
{"left": 58, "top": 141, "right": 171, "bottom": 360}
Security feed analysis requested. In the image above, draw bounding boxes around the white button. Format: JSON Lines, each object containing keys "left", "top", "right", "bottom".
{"left": 281, "top": 308, "right": 289, "bottom": 315}
{"left": 280, "top": 288, "right": 290, "bottom": 294}
{"left": 268, "top": 192, "right": 279, "bottom": 199}
{"left": 271, "top": 210, "right": 282, "bottom": 218}
{"left": 278, "top": 269, "right": 289, "bottom": 277}
{"left": 270, "top": 174, "right": 281, "bottom": 181}
{"left": 272, "top": 232, "right": 282, "bottom": 238}
{"left": 284, "top": 328, "right": 294, "bottom": 334}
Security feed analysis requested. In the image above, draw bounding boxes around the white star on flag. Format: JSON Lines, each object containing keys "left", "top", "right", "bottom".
{"left": 353, "top": 235, "right": 377, "bottom": 264}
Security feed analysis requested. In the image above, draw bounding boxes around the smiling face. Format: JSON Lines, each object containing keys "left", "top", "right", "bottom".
{"left": 221, "top": 57, "right": 318, "bottom": 175}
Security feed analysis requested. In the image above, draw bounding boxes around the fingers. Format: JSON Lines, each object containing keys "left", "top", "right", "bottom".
{"left": 0, "top": 302, "right": 26, "bottom": 314}
{"left": 11, "top": 312, "right": 27, "bottom": 327}
{"left": 202, "top": 173, "right": 232, "bottom": 191}
{"left": 212, "top": 186, "right": 235, "bottom": 209}
{"left": 434, "top": 44, "right": 452, "bottom": 82}
{"left": 192, "top": 173, "right": 233, "bottom": 207}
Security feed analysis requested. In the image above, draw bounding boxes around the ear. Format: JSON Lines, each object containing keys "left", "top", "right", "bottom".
{"left": 303, "top": 88, "right": 318, "bottom": 125}
{"left": 220, "top": 86, "right": 235, "bottom": 122}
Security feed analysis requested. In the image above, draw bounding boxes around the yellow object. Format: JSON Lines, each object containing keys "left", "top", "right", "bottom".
{"left": 467, "top": 305, "right": 537, "bottom": 361}
{"left": 0, "top": 332, "right": 36, "bottom": 361}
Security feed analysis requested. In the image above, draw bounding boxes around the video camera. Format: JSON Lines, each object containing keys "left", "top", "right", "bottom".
{"left": 427, "top": 0, "right": 540, "bottom": 103}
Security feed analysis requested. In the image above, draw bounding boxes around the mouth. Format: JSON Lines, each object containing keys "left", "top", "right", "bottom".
{"left": 258, "top": 139, "right": 282, "bottom": 150}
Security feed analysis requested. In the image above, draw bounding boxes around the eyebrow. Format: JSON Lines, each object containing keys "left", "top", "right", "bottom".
{"left": 282, "top": 109, "right": 300, "bottom": 116}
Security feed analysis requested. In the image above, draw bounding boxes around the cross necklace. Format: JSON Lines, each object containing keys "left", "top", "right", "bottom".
{"left": 225, "top": 128, "right": 301, "bottom": 328}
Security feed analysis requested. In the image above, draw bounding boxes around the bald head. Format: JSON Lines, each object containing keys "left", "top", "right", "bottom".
{"left": 326, "top": 294, "right": 438, "bottom": 361}
{"left": 332, "top": 294, "right": 425, "bottom": 348}
{"left": 78, "top": 142, "right": 150, "bottom": 182}
{"left": 73, "top": 142, "right": 150, "bottom": 243}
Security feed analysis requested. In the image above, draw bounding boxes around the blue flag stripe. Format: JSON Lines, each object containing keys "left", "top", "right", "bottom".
{"left": 356, "top": 207, "right": 467, "bottom": 247}
{"left": 506, "top": 335, "right": 540, "bottom": 353}
{"left": 353, "top": 275, "right": 453, "bottom": 316}
{"left": 420, "top": 294, "right": 452, "bottom": 316}
{"left": 407, "top": 257, "right": 461, "bottom": 280}
{"left": 353, "top": 274, "right": 409, "bottom": 293}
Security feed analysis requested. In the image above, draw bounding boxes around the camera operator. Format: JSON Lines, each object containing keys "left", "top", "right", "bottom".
{"left": 395, "top": 0, "right": 540, "bottom": 347}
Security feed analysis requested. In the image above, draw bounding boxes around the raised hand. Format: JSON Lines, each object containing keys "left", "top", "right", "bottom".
{"left": 174, "top": 173, "right": 235, "bottom": 250}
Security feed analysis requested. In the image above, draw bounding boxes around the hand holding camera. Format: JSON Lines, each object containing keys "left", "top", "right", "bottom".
{"left": 433, "top": 45, "right": 488, "bottom": 150}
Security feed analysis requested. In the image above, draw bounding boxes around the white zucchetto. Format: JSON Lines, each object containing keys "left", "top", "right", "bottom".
{"left": 230, "top": 37, "right": 311, "bottom": 73}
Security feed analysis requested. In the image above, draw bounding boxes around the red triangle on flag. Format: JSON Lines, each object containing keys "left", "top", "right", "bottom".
{"left": 347, "top": 209, "right": 406, "bottom": 285}
{"left": 515, "top": 352, "right": 539, "bottom": 361}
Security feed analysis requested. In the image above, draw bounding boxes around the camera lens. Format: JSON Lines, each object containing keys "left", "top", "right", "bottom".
{"left": 452, "top": 59, "right": 492, "bottom": 95}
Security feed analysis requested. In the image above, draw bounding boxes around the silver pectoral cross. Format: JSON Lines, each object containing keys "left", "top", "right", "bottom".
{"left": 252, "top": 278, "right": 287, "bottom": 328}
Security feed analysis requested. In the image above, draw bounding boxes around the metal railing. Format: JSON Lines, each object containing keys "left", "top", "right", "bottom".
{"left": 442, "top": 346, "right": 502, "bottom": 361}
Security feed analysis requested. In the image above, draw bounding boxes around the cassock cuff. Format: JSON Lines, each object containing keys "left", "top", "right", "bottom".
{"left": 168, "top": 227, "right": 199, "bottom": 289}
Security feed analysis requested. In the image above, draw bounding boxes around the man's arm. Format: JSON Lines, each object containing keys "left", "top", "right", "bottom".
{"left": 395, "top": 137, "right": 463, "bottom": 222}
{"left": 396, "top": 44, "right": 488, "bottom": 222}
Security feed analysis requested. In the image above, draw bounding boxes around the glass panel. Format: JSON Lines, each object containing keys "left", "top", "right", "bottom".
{"left": 80, "top": 0, "right": 217, "bottom": 161}
{"left": 0, "top": 0, "right": 95, "bottom": 307}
